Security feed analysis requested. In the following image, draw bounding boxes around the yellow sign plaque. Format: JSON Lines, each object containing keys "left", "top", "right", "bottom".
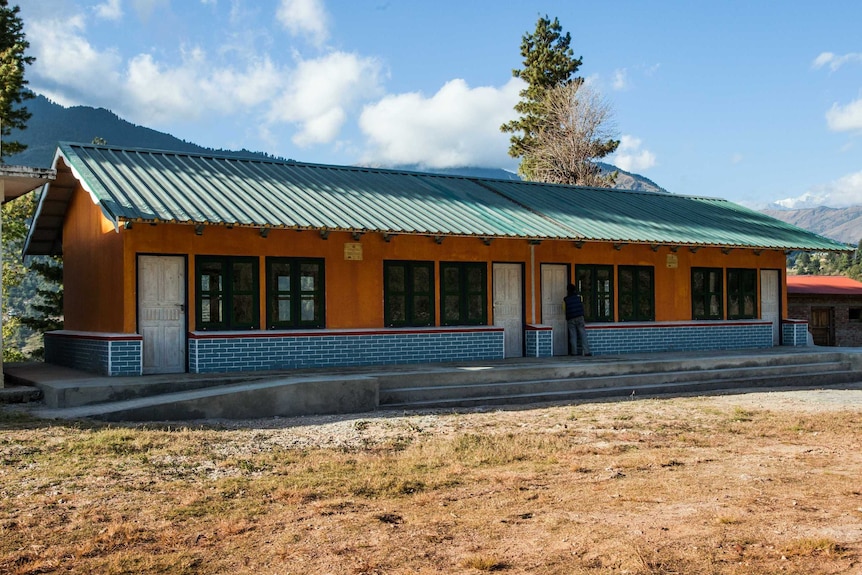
{"left": 344, "top": 242, "right": 363, "bottom": 261}
{"left": 666, "top": 254, "right": 678, "bottom": 268}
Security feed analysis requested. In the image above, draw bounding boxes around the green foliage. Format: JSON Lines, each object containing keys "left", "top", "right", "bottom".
{"left": 790, "top": 242, "right": 862, "bottom": 281}
{"left": 0, "top": 0, "right": 33, "bottom": 160}
{"left": 500, "top": 15, "right": 618, "bottom": 183}
{"left": 1, "top": 195, "right": 63, "bottom": 361}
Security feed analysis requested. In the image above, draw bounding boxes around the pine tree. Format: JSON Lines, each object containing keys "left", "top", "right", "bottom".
{"left": 0, "top": 0, "right": 33, "bottom": 159}
{"left": 500, "top": 15, "right": 619, "bottom": 183}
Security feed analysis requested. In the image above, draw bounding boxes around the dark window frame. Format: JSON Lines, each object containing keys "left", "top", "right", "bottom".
{"left": 576, "top": 264, "right": 614, "bottom": 322}
{"left": 384, "top": 260, "right": 435, "bottom": 327}
{"left": 265, "top": 257, "right": 325, "bottom": 329}
{"left": 440, "top": 262, "right": 488, "bottom": 326}
{"left": 727, "top": 268, "right": 757, "bottom": 319}
{"left": 619, "top": 265, "right": 655, "bottom": 321}
{"left": 195, "top": 255, "right": 259, "bottom": 330}
{"left": 691, "top": 267, "right": 724, "bottom": 320}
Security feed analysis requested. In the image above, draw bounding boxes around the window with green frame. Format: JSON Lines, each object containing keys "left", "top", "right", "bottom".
{"left": 575, "top": 264, "right": 613, "bottom": 322}
{"left": 727, "top": 268, "right": 757, "bottom": 319}
{"left": 196, "top": 256, "right": 259, "bottom": 330}
{"left": 384, "top": 260, "right": 434, "bottom": 327}
{"left": 440, "top": 262, "right": 487, "bottom": 325}
{"left": 692, "top": 267, "right": 723, "bottom": 320}
{"left": 266, "top": 258, "right": 325, "bottom": 329}
{"left": 619, "top": 266, "right": 655, "bottom": 321}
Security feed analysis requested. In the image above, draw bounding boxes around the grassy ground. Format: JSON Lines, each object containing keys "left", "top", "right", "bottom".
{"left": 1, "top": 389, "right": 861, "bottom": 574}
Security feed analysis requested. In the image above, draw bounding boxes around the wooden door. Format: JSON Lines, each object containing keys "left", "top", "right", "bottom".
{"left": 760, "top": 270, "right": 780, "bottom": 345}
{"left": 493, "top": 263, "right": 523, "bottom": 358}
{"left": 809, "top": 307, "right": 834, "bottom": 346}
{"left": 139, "top": 255, "right": 186, "bottom": 374}
{"left": 541, "top": 264, "right": 568, "bottom": 355}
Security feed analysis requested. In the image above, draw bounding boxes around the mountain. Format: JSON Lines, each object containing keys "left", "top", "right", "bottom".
{"left": 762, "top": 206, "right": 860, "bottom": 246}
{"left": 7, "top": 94, "right": 275, "bottom": 167}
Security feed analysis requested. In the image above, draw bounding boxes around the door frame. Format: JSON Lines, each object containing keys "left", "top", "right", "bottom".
{"left": 759, "top": 268, "right": 781, "bottom": 346}
{"left": 136, "top": 253, "right": 189, "bottom": 373}
{"left": 492, "top": 261, "right": 526, "bottom": 358}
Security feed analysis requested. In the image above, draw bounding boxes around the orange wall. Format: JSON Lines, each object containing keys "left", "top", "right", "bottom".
{"left": 61, "top": 184, "right": 788, "bottom": 335}
{"left": 62, "top": 186, "right": 125, "bottom": 332}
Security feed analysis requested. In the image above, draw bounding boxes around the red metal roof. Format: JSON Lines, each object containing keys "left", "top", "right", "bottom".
{"left": 786, "top": 275, "right": 862, "bottom": 295}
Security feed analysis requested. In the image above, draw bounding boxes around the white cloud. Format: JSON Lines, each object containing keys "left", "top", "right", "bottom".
{"left": 826, "top": 98, "right": 862, "bottom": 132}
{"left": 812, "top": 51, "right": 862, "bottom": 71}
{"left": 610, "top": 135, "right": 656, "bottom": 172}
{"left": 26, "top": 15, "right": 124, "bottom": 104}
{"left": 94, "top": 0, "right": 123, "bottom": 20}
{"left": 268, "top": 52, "right": 384, "bottom": 146}
{"left": 358, "top": 77, "right": 522, "bottom": 168}
{"left": 775, "top": 171, "right": 862, "bottom": 209}
{"left": 612, "top": 68, "right": 628, "bottom": 91}
{"left": 731, "top": 153, "right": 744, "bottom": 164}
{"left": 277, "top": 0, "right": 329, "bottom": 47}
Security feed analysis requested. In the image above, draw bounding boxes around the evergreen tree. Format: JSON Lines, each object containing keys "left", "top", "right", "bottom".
{"left": 501, "top": 15, "right": 619, "bottom": 183}
{"left": 0, "top": 0, "right": 33, "bottom": 159}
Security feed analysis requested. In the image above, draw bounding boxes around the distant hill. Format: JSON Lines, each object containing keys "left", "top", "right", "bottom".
{"left": 7, "top": 94, "right": 276, "bottom": 167}
{"left": 762, "top": 206, "right": 861, "bottom": 246}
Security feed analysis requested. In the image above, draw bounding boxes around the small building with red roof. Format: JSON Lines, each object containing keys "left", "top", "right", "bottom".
{"left": 787, "top": 275, "right": 862, "bottom": 346}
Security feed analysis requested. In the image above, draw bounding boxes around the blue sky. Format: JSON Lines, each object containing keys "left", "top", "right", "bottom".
{"left": 16, "top": 0, "right": 862, "bottom": 209}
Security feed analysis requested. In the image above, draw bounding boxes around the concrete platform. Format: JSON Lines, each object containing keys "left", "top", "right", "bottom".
{"left": 6, "top": 347, "right": 862, "bottom": 421}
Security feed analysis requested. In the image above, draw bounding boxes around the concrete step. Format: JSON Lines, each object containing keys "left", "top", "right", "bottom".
{"left": 379, "top": 361, "right": 853, "bottom": 406}
{"left": 380, "top": 369, "right": 862, "bottom": 410}
{"left": 375, "top": 351, "right": 852, "bottom": 391}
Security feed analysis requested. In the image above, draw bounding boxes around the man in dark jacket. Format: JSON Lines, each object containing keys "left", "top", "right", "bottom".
{"left": 563, "top": 284, "right": 591, "bottom": 356}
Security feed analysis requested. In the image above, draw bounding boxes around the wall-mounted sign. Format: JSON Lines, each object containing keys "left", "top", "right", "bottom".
{"left": 666, "top": 254, "right": 678, "bottom": 268}
{"left": 344, "top": 242, "right": 363, "bottom": 261}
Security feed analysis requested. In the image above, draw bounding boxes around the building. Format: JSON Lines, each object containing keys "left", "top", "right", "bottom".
{"left": 22, "top": 143, "right": 849, "bottom": 376}
{"left": 0, "top": 165, "right": 55, "bottom": 386}
{"left": 787, "top": 275, "right": 862, "bottom": 347}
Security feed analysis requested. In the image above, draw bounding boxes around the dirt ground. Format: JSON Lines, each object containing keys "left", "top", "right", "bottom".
{"left": 2, "top": 385, "right": 862, "bottom": 574}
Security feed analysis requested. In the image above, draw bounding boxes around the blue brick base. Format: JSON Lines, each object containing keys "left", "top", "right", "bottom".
{"left": 44, "top": 331, "right": 143, "bottom": 376}
{"left": 585, "top": 320, "right": 774, "bottom": 355}
{"left": 188, "top": 327, "right": 506, "bottom": 373}
{"left": 525, "top": 325, "right": 553, "bottom": 357}
{"left": 782, "top": 320, "right": 810, "bottom": 347}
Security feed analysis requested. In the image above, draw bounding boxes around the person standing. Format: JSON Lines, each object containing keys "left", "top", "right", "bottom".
{"left": 564, "top": 284, "right": 591, "bottom": 356}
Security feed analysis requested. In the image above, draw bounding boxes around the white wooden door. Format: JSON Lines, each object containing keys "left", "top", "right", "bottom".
{"left": 493, "top": 263, "right": 523, "bottom": 358}
{"left": 541, "top": 264, "right": 568, "bottom": 355}
{"left": 760, "top": 269, "right": 780, "bottom": 345}
{"left": 139, "top": 255, "right": 186, "bottom": 374}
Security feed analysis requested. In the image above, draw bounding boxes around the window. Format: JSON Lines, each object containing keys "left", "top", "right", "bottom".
{"left": 576, "top": 265, "right": 613, "bottom": 322}
{"left": 266, "top": 258, "right": 325, "bottom": 329}
{"left": 850, "top": 308, "right": 862, "bottom": 322}
{"left": 619, "top": 266, "right": 655, "bottom": 321}
{"left": 727, "top": 268, "right": 757, "bottom": 319}
{"left": 692, "top": 268, "right": 723, "bottom": 320}
{"left": 384, "top": 261, "right": 434, "bottom": 327}
{"left": 196, "top": 256, "right": 259, "bottom": 330}
{"left": 440, "top": 262, "right": 487, "bottom": 325}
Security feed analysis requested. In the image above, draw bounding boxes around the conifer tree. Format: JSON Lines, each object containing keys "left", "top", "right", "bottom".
{"left": 501, "top": 15, "right": 619, "bottom": 183}
{"left": 0, "top": 0, "right": 33, "bottom": 159}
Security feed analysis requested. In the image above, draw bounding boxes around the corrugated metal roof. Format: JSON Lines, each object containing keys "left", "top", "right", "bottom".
{"left": 787, "top": 275, "right": 862, "bottom": 295}
{"left": 24, "top": 142, "right": 850, "bottom": 255}
{"left": 479, "top": 179, "right": 847, "bottom": 251}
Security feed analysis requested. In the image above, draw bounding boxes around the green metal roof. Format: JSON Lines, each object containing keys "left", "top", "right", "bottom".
{"left": 24, "top": 142, "right": 849, "bottom": 255}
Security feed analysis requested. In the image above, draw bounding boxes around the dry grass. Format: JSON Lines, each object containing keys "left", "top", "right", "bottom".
{"left": 1, "top": 389, "right": 862, "bottom": 574}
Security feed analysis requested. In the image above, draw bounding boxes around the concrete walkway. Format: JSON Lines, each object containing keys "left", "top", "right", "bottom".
{"left": 5, "top": 346, "right": 862, "bottom": 420}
